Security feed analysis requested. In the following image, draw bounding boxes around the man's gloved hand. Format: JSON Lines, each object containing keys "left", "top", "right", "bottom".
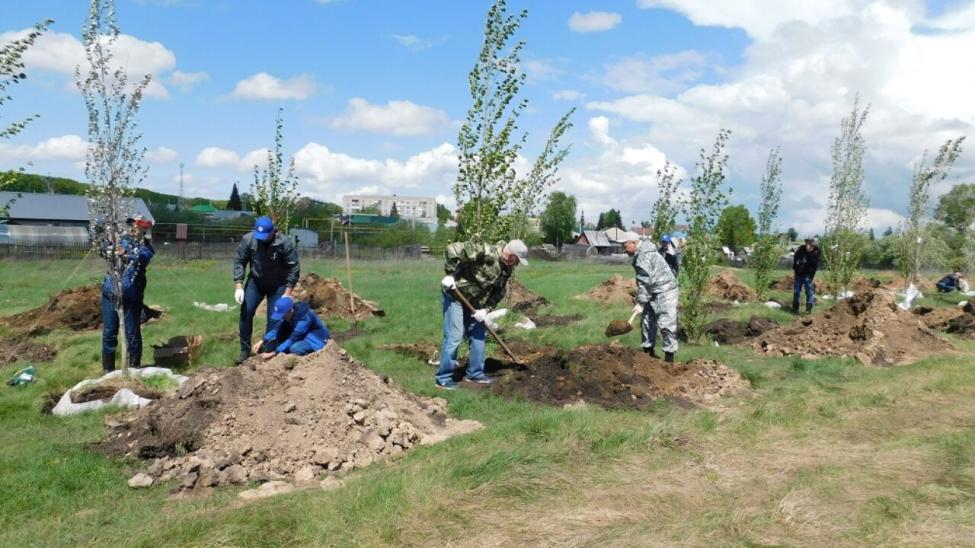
{"left": 234, "top": 287, "right": 245, "bottom": 305}
{"left": 441, "top": 275, "right": 456, "bottom": 290}
{"left": 631, "top": 304, "right": 644, "bottom": 315}
{"left": 473, "top": 308, "right": 489, "bottom": 323}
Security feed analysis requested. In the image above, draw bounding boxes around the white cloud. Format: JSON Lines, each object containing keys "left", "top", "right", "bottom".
{"left": 169, "top": 70, "right": 209, "bottom": 91}
{"left": 593, "top": 51, "right": 708, "bottom": 95}
{"left": 229, "top": 72, "right": 316, "bottom": 100}
{"left": 146, "top": 146, "right": 179, "bottom": 163}
{"left": 0, "top": 134, "right": 87, "bottom": 162}
{"left": 389, "top": 34, "right": 442, "bottom": 51}
{"left": 568, "top": 11, "right": 623, "bottom": 33}
{"left": 0, "top": 29, "right": 178, "bottom": 99}
{"left": 553, "top": 89, "right": 586, "bottom": 101}
{"left": 195, "top": 146, "right": 268, "bottom": 171}
{"left": 522, "top": 59, "right": 563, "bottom": 83}
{"left": 329, "top": 98, "right": 452, "bottom": 137}
{"left": 588, "top": 116, "right": 616, "bottom": 147}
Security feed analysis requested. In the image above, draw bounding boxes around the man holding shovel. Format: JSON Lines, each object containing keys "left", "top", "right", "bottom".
{"left": 623, "top": 237, "right": 679, "bottom": 362}
{"left": 435, "top": 239, "right": 529, "bottom": 390}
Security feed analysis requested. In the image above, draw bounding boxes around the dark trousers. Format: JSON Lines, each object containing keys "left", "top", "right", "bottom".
{"left": 793, "top": 273, "right": 815, "bottom": 307}
{"left": 239, "top": 279, "right": 287, "bottom": 352}
{"left": 101, "top": 292, "right": 143, "bottom": 359}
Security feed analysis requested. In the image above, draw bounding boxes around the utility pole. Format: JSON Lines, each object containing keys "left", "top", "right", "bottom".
{"left": 178, "top": 161, "right": 185, "bottom": 211}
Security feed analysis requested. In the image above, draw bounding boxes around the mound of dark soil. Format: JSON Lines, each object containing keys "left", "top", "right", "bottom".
{"left": 99, "top": 344, "right": 480, "bottom": 492}
{"left": 753, "top": 288, "right": 953, "bottom": 366}
{"left": 707, "top": 270, "right": 757, "bottom": 302}
{"left": 915, "top": 300, "right": 975, "bottom": 338}
{"left": 291, "top": 273, "right": 384, "bottom": 321}
{"left": 490, "top": 344, "right": 747, "bottom": 408}
{"left": 1, "top": 285, "right": 102, "bottom": 334}
{"left": 0, "top": 337, "right": 57, "bottom": 366}
{"left": 576, "top": 274, "right": 637, "bottom": 304}
{"left": 506, "top": 279, "right": 549, "bottom": 313}
{"left": 704, "top": 316, "right": 777, "bottom": 345}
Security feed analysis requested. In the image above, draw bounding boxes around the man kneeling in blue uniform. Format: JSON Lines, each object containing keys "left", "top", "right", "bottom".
{"left": 252, "top": 296, "right": 330, "bottom": 360}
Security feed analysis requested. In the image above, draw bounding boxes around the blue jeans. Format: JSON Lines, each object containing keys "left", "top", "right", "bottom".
{"left": 436, "top": 291, "right": 487, "bottom": 384}
{"left": 239, "top": 279, "right": 287, "bottom": 352}
{"left": 102, "top": 291, "right": 143, "bottom": 359}
{"left": 794, "top": 273, "right": 815, "bottom": 307}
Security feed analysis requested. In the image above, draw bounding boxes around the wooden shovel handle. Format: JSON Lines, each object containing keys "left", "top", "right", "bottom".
{"left": 451, "top": 287, "right": 524, "bottom": 365}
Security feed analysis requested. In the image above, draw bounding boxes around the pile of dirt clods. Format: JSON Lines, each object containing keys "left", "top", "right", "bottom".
{"left": 491, "top": 344, "right": 747, "bottom": 408}
{"left": 291, "top": 273, "right": 384, "bottom": 321}
{"left": 576, "top": 274, "right": 637, "bottom": 304}
{"left": 914, "top": 299, "right": 975, "bottom": 337}
{"left": 753, "top": 288, "right": 953, "bottom": 366}
{"left": 1, "top": 285, "right": 102, "bottom": 334}
{"left": 707, "top": 270, "right": 757, "bottom": 302}
{"left": 704, "top": 316, "right": 777, "bottom": 345}
{"left": 99, "top": 344, "right": 481, "bottom": 492}
{"left": 506, "top": 278, "right": 550, "bottom": 313}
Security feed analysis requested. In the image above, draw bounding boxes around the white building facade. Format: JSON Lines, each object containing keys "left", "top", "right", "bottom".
{"left": 342, "top": 194, "right": 438, "bottom": 222}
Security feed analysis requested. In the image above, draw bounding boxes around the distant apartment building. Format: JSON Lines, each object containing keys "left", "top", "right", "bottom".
{"left": 342, "top": 194, "right": 438, "bottom": 222}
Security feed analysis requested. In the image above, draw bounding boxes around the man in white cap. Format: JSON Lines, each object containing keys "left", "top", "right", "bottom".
{"left": 435, "top": 239, "right": 528, "bottom": 389}
{"left": 623, "top": 236, "right": 679, "bottom": 362}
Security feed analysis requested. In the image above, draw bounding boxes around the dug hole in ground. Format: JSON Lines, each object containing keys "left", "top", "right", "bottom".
{"left": 100, "top": 343, "right": 481, "bottom": 495}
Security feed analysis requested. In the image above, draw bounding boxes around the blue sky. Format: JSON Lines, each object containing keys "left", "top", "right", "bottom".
{"left": 2, "top": 0, "right": 975, "bottom": 234}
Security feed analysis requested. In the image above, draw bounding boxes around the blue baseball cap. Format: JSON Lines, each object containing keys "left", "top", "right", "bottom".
{"left": 661, "top": 234, "right": 672, "bottom": 243}
{"left": 270, "top": 296, "right": 294, "bottom": 321}
{"left": 253, "top": 216, "right": 274, "bottom": 241}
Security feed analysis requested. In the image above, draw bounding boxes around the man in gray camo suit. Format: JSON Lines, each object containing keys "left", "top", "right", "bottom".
{"left": 623, "top": 237, "right": 679, "bottom": 362}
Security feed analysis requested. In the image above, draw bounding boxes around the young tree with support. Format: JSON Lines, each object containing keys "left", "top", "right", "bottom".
{"left": 251, "top": 108, "right": 300, "bottom": 231}
{"left": 649, "top": 161, "right": 681, "bottom": 241}
{"left": 752, "top": 148, "right": 783, "bottom": 301}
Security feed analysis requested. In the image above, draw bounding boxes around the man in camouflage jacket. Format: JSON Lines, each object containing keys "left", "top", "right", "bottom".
{"left": 624, "top": 237, "right": 679, "bottom": 362}
{"left": 435, "top": 239, "right": 529, "bottom": 389}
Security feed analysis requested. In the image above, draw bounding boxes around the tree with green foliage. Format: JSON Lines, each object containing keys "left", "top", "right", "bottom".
{"left": 596, "top": 208, "right": 623, "bottom": 230}
{"left": 436, "top": 203, "right": 451, "bottom": 225}
{"left": 896, "top": 137, "right": 964, "bottom": 290}
{"left": 716, "top": 204, "right": 757, "bottom": 252}
{"left": 823, "top": 97, "right": 870, "bottom": 296}
{"left": 227, "top": 183, "right": 242, "bottom": 211}
{"left": 786, "top": 227, "right": 798, "bottom": 243}
{"left": 935, "top": 183, "right": 975, "bottom": 267}
{"left": 539, "top": 191, "right": 576, "bottom": 251}
{"left": 389, "top": 202, "right": 399, "bottom": 220}
{"left": 454, "top": 0, "right": 573, "bottom": 242}
{"left": 883, "top": 225, "right": 893, "bottom": 237}
{"left": 252, "top": 108, "right": 299, "bottom": 229}
{"left": 682, "top": 129, "right": 732, "bottom": 342}
{"left": 752, "top": 148, "right": 783, "bottom": 300}
{"left": 649, "top": 161, "right": 681, "bottom": 239}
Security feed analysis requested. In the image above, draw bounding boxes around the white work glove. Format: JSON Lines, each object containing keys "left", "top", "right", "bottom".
{"left": 441, "top": 275, "right": 456, "bottom": 290}
{"left": 234, "top": 288, "right": 245, "bottom": 305}
{"left": 631, "top": 304, "right": 644, "bottom": 315}
{"left": 473, "top": 308, "right": 489, "bottom": 323}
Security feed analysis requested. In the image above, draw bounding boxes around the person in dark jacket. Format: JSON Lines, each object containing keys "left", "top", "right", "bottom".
{"left": 233, "top": 216, "right": 300, "bottom": 364}
{"left": 659, "top": 234, "right": 680, "bottom": 278}
{"left": 792, "top": 237, "right": 820, "bottom": 313}
{"left": 101, "top": 218, "right": 154, "bottom": 372}
{"left": 254, "top": 296, "right": 330, "bottom": 359}
{"left": 936, "top": 271, "right": 966, "bottom": 293}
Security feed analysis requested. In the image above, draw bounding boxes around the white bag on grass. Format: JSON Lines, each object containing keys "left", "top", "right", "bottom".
{"left": 52, "top": 367, "right": 188, "bottom": 417}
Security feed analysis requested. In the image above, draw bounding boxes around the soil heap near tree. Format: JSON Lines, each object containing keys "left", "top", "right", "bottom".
{"left": 506, "top": 278, "right": 550, "bottom": 312}
{"left": 753, "top": 288, "right": 953, "bottom": 366}
{"left": 289, "top": 273, "right": 384, "bottom": 321}
{"left": 576, "top": 273, "right": 636, "bottom": 304}
{"left": 99, "top": 344, "right": 481, "bottom": 492}
{"left": 707, "top": 270, "right": 757, "bottom": 302}
{"left": 490, "top": 344, "right": 747, "bottom": 408}
{"left": 0, "top": 285, "right": 103, "bottom": 334}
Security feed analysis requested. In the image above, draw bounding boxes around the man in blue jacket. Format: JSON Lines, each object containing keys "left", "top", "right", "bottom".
{"left": 936, "top": 271, "right": 966, "bottom": 293}
{"left": 233, "top": 216, "right": 300, "bottom": 364}
{"left": 254, "top": 296, "right": 330, "bottom": 360}
{"left": 101, "top": 218, "right": 154, "bottom": 372}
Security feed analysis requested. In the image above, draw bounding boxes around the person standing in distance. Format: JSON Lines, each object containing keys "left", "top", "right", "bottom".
{"left": 233, "top": 216, "right": 300, "bottom": 364}
{"left": 623, "top": 236, "right": 679, "bottom": 362}
{"left": 792, "top": 237, "right": 820, "bottom": 314}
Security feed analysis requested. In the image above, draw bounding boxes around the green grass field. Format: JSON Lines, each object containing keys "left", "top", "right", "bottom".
{"left": 1, "top": 256, "right": 974, "bottom": 546}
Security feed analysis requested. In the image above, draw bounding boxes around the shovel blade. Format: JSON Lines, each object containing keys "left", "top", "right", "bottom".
{"left": 605, "top": 319, "right": 634, "bottom": 337}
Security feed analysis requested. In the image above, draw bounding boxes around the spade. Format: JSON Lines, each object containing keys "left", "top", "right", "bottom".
{"left": 605, "top": 308, "right": 641, "bottom": 337}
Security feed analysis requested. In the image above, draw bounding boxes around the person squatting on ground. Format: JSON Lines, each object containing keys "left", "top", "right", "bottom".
{"left": 435, "top": 239, "right": 529, "bottom": 390}
{"left": 253, "top": 296, "right": 330, "bottom": 360}
{"left": 101, "top": 217, "right": 154, "bottom": 372}
{"left": 659, "top": 234, "right": 681, "bottom": 278}
{"left": 792, "top": 237, "right": 820, "bottom": 314}
{"left": 936, "top": 271, "right": 967, "bottom": 293}
{"left": 624, "top": 237, "right": 679, "bottom": 362}
{"left": 233, "top": 216, "right": 300, "bottom": 365}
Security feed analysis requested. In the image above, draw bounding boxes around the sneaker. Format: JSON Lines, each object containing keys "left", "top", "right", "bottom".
{"left": 463, "top": 375, "right": 493, "bottom": 385}
{"left": 436, "top": 380, "right": 459, "bottom": 390}
{"left": 235, "top": 350, "right": 252, "bottom": 365}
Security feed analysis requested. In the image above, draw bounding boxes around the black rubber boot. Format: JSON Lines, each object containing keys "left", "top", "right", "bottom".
{"left": 128, "top": 353, "right": 141, "bottom": 370}
{"left": 643, "top": 346, "right": 657, "bottom": 358}
{"left": 102, "top": 353, "right": 116, "bottom": 373}
{"left": 664, "top": 352, "right": 675, "bottom": 363}
{"left": 235, "top": 349, "right": 251, "bottom": 365}
{"left": 805, "top": 303, "right": 813, "bottom": 314}
{"left": 792, "top": 297, "right": 800, "bottom": 314}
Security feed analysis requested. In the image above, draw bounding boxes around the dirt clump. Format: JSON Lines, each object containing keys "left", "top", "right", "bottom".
{"left": 576, "top": 274, "right": 636, "bottom": 304}
{"left": 914, "top": 300, "right": 975, "bottom": 337}
{"left": 770, "top": 274, "right": 826, "bottom": 295}
{"left": 534, "top": 314, "right": 583, "bottom": 328}
{"left": 99, "top": 344, "right": 481, "bottom": 492}
{"left": 753, "top": 288, "right": 953, "bottom": 366}
{"left": 506, "top": 279, "right": 549, "bottom": 313}
{"left": 0, "top": 337, "right": 57, "bottom": 366}
{"left": 707, "top": 270, "right": 757, "bottom": 302}
{"left": 491, "top": 344, "right": 747, "bottom": 408}
{"left": 291, "top": 273, "right": 384, "bottom": 321}
{"left": 605, "top": 320, "right": 634, "bottom": 337}
{"left": 377, "top": 342, "right": 439, "bottom": 363}
{"left": 1, "top": 285, "right": 103, "bottom": 334}
{"left": 703, "top": 316, "right": 777, "bottom": 345}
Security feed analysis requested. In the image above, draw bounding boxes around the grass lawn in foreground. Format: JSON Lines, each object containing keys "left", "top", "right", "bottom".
{"left": 1, "top": 257, "right": 973, "bottom": 546}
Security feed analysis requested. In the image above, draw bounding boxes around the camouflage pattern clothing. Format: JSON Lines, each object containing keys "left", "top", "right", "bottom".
{"left": 632, "top": 240, "right": 679, "bottom": 353}
{"left": 443, "top": 240, "right": 512, "bottom": 308}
